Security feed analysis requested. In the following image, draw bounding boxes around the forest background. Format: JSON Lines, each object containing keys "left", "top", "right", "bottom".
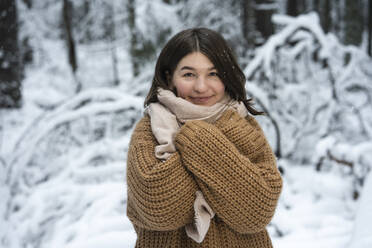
{"left": 1, "top": 0, "right": 372, "bottom": 247}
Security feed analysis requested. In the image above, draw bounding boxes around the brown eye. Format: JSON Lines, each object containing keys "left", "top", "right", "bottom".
{"left": 183, "top": 72, "right": 194, "bottom": 77}
{"left": 209, "top": 72, "right": 219, "bottom": 77}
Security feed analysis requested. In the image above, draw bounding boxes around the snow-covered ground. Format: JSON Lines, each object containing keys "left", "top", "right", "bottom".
{"left": 271, "top": 161, "right": 356, "bottom": 248}
{"left": 1, "top": 8, "right": 372, "bottom": 248}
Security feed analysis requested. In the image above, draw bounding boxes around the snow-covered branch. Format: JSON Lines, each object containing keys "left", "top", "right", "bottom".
{"left": 244, "top": 12, "right": 372, "bottom": 171}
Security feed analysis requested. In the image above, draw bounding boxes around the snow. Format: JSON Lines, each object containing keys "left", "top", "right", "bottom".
{"left": 1, "top": 4, "right": 372, "bottom": 248}
{"left": 253, "top": 3, "right": 278, "bottom": 11}
{"left": 270, "top": 162, "right": 355, "bottom": 248}
{"left": 348, "top": 171, "right": 372, "bottom": 248}
{"left": 245, "top": 12, "right": 330, "bottom": 80}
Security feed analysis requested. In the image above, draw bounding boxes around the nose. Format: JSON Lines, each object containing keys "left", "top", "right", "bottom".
{"left": 194, "top": 76, "right": 208, "bottom": 93}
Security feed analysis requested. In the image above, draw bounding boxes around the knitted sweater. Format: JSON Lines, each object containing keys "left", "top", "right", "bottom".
{"left": 126, "top": 109, "right": 282, "bottom": 247}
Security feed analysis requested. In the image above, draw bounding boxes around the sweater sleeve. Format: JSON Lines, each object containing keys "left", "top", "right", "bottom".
{"left": 175, "top": 110, "right": 282, "bottom": 234}
{"left": 126, "top": 116, "right": 198, "bottom": 231}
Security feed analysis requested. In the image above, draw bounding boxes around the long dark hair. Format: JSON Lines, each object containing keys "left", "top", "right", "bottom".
{"left": 144, "top": 27, "right": 263, "bottom": 115}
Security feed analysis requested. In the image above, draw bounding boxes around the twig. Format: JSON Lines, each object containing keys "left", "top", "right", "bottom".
{"left": 326, "top": 150, "right": 353, "bottom": 168}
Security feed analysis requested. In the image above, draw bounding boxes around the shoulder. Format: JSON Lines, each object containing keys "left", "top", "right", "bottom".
{"left": 133, "top": 114, "right": 151, "bottom": 132}
{"left": 130, "top": 114, "right": 155, "bottom": 143}
{"left": 217, "top": 108, "right": 263, "bottom": 131}
{"left": 245, "top": 113, "right": 263, "bottom": 132}
{"left": 215, "top": 109, "right": 269, "bottom": 148}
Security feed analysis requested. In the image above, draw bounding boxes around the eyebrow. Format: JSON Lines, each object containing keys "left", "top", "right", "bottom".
{"left": 180, "top": 66, "right": 216, "bottom": 71}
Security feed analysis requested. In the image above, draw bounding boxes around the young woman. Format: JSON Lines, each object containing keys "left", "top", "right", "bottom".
{"left": 126, "top": 28, "right": 282, "bottom": 247}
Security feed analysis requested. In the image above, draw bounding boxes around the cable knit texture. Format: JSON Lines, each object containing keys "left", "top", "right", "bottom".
{"left": 126, "top": 109, "right": 283, "bottom": 247}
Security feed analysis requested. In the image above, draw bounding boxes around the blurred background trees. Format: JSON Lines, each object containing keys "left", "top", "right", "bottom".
{"left": 1, "top": 1, "right": 372, "bottom": 247}
{"left": 1, "top": 0, "right": 371, "bottom": 110}
{"left": 0, "top": 0, "right": 22, "bottom": 108}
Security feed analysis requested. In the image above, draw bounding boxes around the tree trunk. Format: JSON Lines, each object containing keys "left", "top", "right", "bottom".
{"left": 254, "top": 0, "right": 275, "bottom": 42}
{"left": 298, "top": 0, "right": 307, "bottom": 13}
{"left": 333, "top": 0, "right": 342, "bottom": 38}
{"left": 287, "top": 0, "right": 308, "bottom": 16}
{"left": 323, "top": 0, "right": 332, "bottom": 33}
{"left": 313, "top": 0, "right": 333, "bottom": 33}
{"left": 127, "top": 0, "right": 140, "bottom": 77}
{"left": 22, "top": 0, "right": 32, "bottom": 9}
{"left": 20, "top": 0, "right": 33, "bottom": 65}
{"left": 368, "top": 0, "right": 372, "bottom": 56}
{"left": 344, "top": 0, "right": 363, "bottom": 46}
{"left": 108, "top": 4, "right": 120, "bottom": 86}
{"left": 83, "top": 0, "right": 92, "bottom": 42}
{"left": 287, "top": 0, "right": 298, "bottom": 16}
{"left": 313, "top": 0, "right": 319, "bottom": 11}
{"left": 62, "top": 0, "right": 81, "bottom": 93}
{"left": 241, "top": 0, "right": 255, "bottom": 48}
{"left": 0, "top": 0, "right": 22, "bottom": 108}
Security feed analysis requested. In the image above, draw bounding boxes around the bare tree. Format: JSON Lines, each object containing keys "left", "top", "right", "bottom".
{"left": 287, "top": 0, "right": 308, "bottom": 16}
{"left": 315, "top": 0, "right": 332, "bottom": 33}
{"left": 22, "top": 0, "right": 32, "bottom": 8}
{"left": 106, "top": 3, "right": 120, "bottom": 86}
{"left": 111, "top": 38, "right": 120, "bottom": 87}
{"left": 333, "top": 0, "right": 342, "bottom": 38}
{"left": 63, "top": 0, "right": 81, "bottom": 93}
{"left": 127, "top": 0, "right": 140, "bottom": 77}
{"left": 344, "top": 0, "right": 363, "bottom": 46}
{"left": 368, "top": 0, "right": 372, "bottom": 56}
{"left": 241, "top": 0, "right": 255, "bottom": 48}
{"left": 0, "top": 0, "right": 22, "bottom": 108}
{"left": 286, "top": 0, "right": 299, "bottom": 16}
{"left": 324, "top": 0, "right": 332, "bottom": 33}
{"left": 254, "top": 0, "right": 276, "bottom": 42}
{"left": 20, "top": 0, "right": 33, "bottom": 65}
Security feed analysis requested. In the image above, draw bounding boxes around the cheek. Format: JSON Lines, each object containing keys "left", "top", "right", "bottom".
{"left": 177, "top": 85, "right": 191, "bottom": 98}
{"left": 172, "top": 79, "right": 191, "bottom": 98}
{"left": 215, "top": 82, "right": 225, "bottom": 96}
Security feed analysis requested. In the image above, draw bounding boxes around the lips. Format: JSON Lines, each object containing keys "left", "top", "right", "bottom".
{"left": 190, "top": 96, "right": 213, "bottom": 104}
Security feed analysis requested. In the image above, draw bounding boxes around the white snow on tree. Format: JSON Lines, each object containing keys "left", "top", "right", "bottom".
{"left": 1, "top": 9, "right": 372, "bottom": 248}
{"left": 245, "top": 12, "right": 372, "bottom": 195}
{"left": 3, "top": 89, "right": 142, "bottom": 248}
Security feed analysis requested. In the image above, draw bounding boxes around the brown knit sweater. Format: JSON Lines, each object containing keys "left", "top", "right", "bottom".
{"left": 126, "top": 109, "right": 282, "bottom": 247}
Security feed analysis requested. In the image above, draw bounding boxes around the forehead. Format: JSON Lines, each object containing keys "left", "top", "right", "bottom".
{"left": 176, "top": 52, "right": 215, "bottom": 70}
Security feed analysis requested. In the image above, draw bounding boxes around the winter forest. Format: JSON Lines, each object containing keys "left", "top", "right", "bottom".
{"left": 1, "top": 0, "right": 372, "bottom": 247}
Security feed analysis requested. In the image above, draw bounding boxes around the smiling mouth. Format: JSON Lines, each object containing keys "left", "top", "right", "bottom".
{"left": 190, "top": 96, "right": 213, "bottom": 104}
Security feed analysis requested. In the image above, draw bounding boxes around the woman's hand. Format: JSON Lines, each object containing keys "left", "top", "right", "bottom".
{"left": 215, "top": 109, "right": 264, "bottom": 158}
{"left": 175, "top": 118, "right": 282, "bottom": 234}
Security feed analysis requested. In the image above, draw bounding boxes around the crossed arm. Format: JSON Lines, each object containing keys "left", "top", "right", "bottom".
{"left": 126, "top": 110, "right": 282, "bottom": 234}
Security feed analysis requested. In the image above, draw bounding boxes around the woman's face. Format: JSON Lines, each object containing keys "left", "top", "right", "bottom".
{"left": 171, "top": 52, "right": 225, "bottom": 106}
